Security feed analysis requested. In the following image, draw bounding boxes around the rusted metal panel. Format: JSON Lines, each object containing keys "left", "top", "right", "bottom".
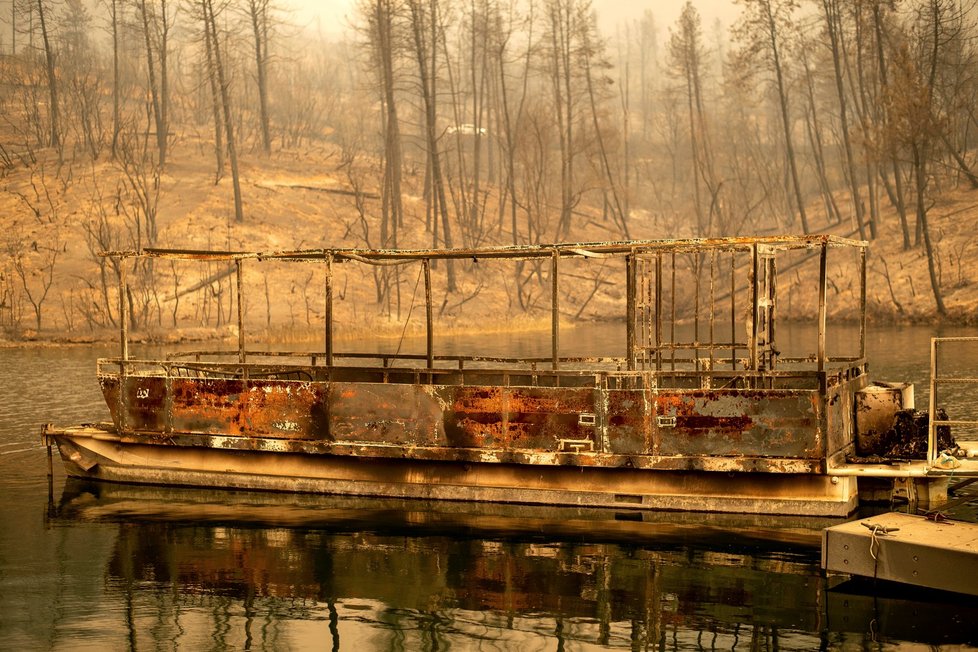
{"left": 435, "top": 385, "right": 505, "bottom": 449}
{"left": 104, "top": 375, "right": 332, "bottom": 439}
{"left": 329, "top": 383, "right": 443, "bottom": 446}
{"left": 101, "top": 372, "right": 842, "bottom": 465}
{"left": 239, "top": 381, "right": 329, "bottom": 438}
{"left": 826, "top": 375, "right": 869, "bottom": 457}
{"left": 502, "top": 386, "right": 596, "bottom": 450}
{"left": 654, "top": 390, "right": 821, "bottom": 458}
{"left": 605, "top": 389, "right": 648, "bottom": 455}
{"left": 436, "top": 385, "right": 597, "bottom": 451}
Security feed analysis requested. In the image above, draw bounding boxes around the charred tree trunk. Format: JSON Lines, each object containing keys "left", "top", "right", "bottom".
{"left": 763, "top": 1, "right": 808, "bottom": 234}
{"left": 204, "top": 0, "right": 243, "bottom": 222}
{"left": 912, "top": 141, "right": 946, "bottom": 317}
{"left": 407, "top": 0, "right": 456, "bottom": 289}
{"left": 204, "top": 18, "right": 224, "bottom": 182}
{"left": 822, "top": 0, "right": 867, "bottom": 239}
{"left": 138, "top": 0, "right": 167, "bottom": 167}
{"left": 110, "top": 0, "right": 121, "bottom": 159}
{"left": 36, "top": 0, "right": 60, "bottom": 153}
{"left": 248, "top": 0, "right": 272, "bottom": 155}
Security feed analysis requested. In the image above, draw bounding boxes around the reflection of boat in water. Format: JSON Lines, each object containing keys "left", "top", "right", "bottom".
{"left": 52, "top": 480, "right": 978, "bottom": 648}
{"left": 55, "top": 478, "right": 837, "bottom": 547}
{"left": 43, "top": 237, "right": 978, "bottom": 516}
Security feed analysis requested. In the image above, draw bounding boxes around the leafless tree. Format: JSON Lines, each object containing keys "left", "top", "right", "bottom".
{"left": 734, "top": 0, "right": 810, "bottom": 234}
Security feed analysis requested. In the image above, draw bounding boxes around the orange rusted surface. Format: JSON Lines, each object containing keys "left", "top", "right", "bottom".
{"left": 97, "top": 370, "right": 865, "bottom": 469}
{"left": 654, "top": 390, "right": 826, "bottom": 459}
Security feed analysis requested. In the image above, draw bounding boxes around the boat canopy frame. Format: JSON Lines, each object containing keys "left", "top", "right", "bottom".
{"left": 102, "top": 234, "right": 868, "bottom": 389}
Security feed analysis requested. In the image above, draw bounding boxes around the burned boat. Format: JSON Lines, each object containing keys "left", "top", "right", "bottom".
{"left": 42, "top": 235, "right": 976, "bottom": 516}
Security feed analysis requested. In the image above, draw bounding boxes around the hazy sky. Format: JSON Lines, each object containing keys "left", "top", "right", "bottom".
{"left": 294, "top": 0, "right": 744, "bottom": 39}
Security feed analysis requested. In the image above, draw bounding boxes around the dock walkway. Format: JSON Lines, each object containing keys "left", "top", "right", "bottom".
{"left": 822, "top": 512, "right": 978, "bottom": 596}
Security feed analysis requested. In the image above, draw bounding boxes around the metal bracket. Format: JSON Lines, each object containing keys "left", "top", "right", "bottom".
{"left": 559, "top": 438, "right": 594, "bottom": 453}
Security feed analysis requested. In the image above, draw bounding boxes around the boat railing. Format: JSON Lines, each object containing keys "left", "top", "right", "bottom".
{"left": 928, "top": 336, "right": 978, "bottom": 465}
{"left": 97, "top": 353, "right": 864, "bottom": 391}
{"left": 161, "top": 348, "right": 866, "bottom": 370}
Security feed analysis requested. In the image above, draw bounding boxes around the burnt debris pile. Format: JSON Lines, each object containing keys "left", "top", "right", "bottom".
{"left": 851, "top": 408, "right": 955, "bottom": 462}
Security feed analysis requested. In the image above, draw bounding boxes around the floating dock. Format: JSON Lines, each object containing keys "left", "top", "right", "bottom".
{"left": 822, "top": 511, "right": 978, "bottom": 596}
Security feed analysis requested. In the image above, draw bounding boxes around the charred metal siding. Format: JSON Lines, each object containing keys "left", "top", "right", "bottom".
{"left": 101, "top": 372, "right": 860, "bottom": 470}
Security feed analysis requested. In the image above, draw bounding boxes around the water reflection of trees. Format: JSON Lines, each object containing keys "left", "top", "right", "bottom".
{"left": 102, "top": 522, "right": 827, "bottom": 650}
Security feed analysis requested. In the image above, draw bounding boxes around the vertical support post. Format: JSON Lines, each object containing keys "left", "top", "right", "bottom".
{"left": 928, "top": 337, "right": 938, "bottom": 464}
{"left": 859, "top": 246, "right": 867, "bottom": 360}
{"left": 749, "top": 244, "right": 758, "bottom": 372}
{"left": 325, "top": 253, "right": 333, "bottom": 368}
{"left": 817, "top": 242, "right": 828, "bottom": 375}
{"left": 119, "top": 261, "right": 129, "bottom": 362}
{"left": 626, "top": 253, "right": 636, "bottom": 371}
{"left": 693, "top": 253, "right": 700, "bottom": 368}
{"left": 551, "top": 249, "right": 559, "bottom": 371}
{"left": 670, "top": 252, "right": 676, "bottom": 370}
{"left": 236, "top": 258, "right": 245, "bottom": 364}
{"left": 424, "top": 258, "right": 433, "bottom": 371}
{"left": 46, "top": 437, "right": 54, "bottom": 510}
{"left": 654, "top": 253, "right": 663, "bottom": 372}
{"left": 708, "top": 250, "right": 716, "bottom": 372}
{"left": 730, "top": 251, "right": 736, "bottom": 371}
{"left": 768, "top": 253, "right": 777, "bottom": 371}
{"left": 640, "top": 256, "right": 648, "bottom": 370}
{"left": 118, "top": 260, "right": 129, "bottom": 433}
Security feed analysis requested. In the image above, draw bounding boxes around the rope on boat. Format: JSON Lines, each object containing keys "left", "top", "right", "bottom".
{"left": 862, "top": 521, "right": 899, "bottom": 582}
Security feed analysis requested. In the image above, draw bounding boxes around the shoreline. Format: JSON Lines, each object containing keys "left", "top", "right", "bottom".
{"left": 3, "top": 312, "right": 974, "bottom": 349}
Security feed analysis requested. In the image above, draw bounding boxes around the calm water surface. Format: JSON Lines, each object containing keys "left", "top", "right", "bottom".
{"left": 2, "top": 325, "right": 978, "bottom": 650}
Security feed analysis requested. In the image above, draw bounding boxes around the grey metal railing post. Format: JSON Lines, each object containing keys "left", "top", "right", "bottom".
{"left": 859, "top": 246, "right": 867, "bottom": 360}
{"left": 118, "top": 260, "right": 128, "bottom": 433}
{"left": 236, "top": 258, "right": 245, "bottom": 364}
{"left": 817, "top": 242, "right": 827, "bottom": 374}
{"left": 551, "top": 249, "right": 559, "bottom": 371}
{"left": 626, "top": 252, "right": 635, "bottom": 371}
{"left": 424, "top": 258, "right": 433, "bottom": 372}
{"left": 749, "top": 244, "right": 758, "bottom": 372}
{"left": 325, "top": 252, "right": 333, "bottom": 368}
{"left": 928, "top": 337, "right": 938, "bottom": 464}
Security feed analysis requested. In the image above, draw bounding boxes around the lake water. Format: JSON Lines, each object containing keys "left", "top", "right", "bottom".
{"left": 2, "top": 324, "right": 978, "bottom": 650}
